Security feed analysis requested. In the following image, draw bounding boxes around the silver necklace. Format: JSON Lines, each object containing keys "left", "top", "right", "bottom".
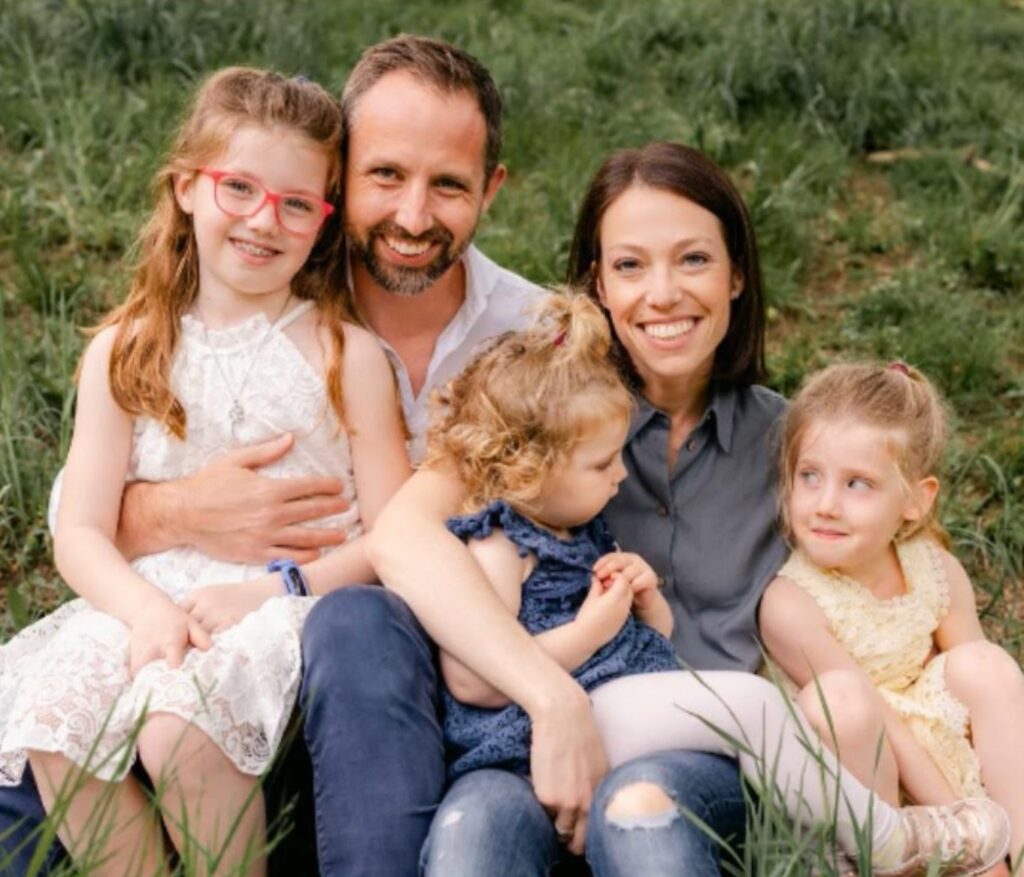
{"left": 199, "top": 294, "right": 293, "bottom": 432}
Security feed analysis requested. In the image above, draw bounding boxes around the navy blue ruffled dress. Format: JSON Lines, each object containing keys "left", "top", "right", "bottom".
{"left": 443, "top": 501, "right": 680, "bottom": 781}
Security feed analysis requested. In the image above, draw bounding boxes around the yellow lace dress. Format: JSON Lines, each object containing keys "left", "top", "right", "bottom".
{"left": 776, "top": 536, "right": 985, "bottom": 798}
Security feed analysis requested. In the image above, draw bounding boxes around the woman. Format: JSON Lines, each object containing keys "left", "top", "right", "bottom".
{"left": 376, "top": 142, "right": 786, "bottom": 877}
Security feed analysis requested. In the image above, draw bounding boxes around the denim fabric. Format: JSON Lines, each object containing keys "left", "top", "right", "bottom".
{"left": 420, "top": 750, "right": 746, "bottom": 877}
{"left": 420, "top": 769, "right": 565, "bottom": 877}
{"left": 588, "top": 750, "right": 747, "bottom": 877}
{"left": 0, "top": 764, "right": 63, "bottom": 876}
{"left": 300, "top": 585, "right": 446, "bottom": 877}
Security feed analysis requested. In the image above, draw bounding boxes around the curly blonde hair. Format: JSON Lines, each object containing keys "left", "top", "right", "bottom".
{"left": 779, "top": 361, "right": 950, "bottom": 546}
{"left": 426, "top": 290, "right": 633, "bottom": 514}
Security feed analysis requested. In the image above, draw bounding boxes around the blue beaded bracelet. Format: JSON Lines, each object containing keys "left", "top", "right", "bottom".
{"left": 267, "top": 559, "right": 310, "bottom": 597}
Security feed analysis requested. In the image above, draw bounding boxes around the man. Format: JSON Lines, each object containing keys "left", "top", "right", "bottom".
{"left": 0, "top": 36, "right": 744, "bottom": 877}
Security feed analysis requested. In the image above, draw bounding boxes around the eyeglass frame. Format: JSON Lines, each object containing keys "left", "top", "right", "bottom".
{"left": 198, "top": 167, "right": 336, "bottom": 236}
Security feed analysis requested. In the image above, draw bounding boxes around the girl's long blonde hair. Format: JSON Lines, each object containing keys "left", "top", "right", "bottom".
{"left": 779, "top": 361, "right": 951, "bottom": 545}
{"left": 426, "top": 290, "right": 633, "bottom": 514}
{"left": 95, "top": 67, "right": 351, "bottom": 438}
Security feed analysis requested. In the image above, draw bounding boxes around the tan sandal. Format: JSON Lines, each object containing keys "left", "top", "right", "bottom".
{"left": 874, "top": 798, "right": 1010, "bottom": 877}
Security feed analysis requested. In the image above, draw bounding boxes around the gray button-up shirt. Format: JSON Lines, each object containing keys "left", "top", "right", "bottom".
{"left": 603, "top": 384, "right": 788, "bottom": 672}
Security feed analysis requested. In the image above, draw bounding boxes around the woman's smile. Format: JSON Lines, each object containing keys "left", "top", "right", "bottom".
{"left": 597, "top": 185, "right": 740, "bottom": 400}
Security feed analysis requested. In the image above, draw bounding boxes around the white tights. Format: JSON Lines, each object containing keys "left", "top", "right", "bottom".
{"left": 590, "top": 670, "right": 899, "bottom": 857}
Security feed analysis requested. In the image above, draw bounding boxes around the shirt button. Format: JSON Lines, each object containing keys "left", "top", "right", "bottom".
{"left": 656, "top": 504, "right": 669, "bottom": 517}
{"left": 686, "top": 440, "right": 698, "bottom": 452}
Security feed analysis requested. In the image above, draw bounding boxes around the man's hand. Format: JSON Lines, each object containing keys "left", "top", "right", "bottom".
{"left": 183, "top": 575, "right": 284, "bottom": 635}
{"left": 529, "top": 687, "right": 608, "bottom": 855}
{"left": 128, "top": 597, "right": 211, "bottom": 678}
{"left": 120, "top": 434, "right": 350, "bottom": 563}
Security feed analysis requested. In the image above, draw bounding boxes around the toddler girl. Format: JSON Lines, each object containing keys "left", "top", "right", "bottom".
{"left": 0, "top": 68, "right": 410, "bottom": 876}
{"left": 424, "top": 293, "right": 1009, "bottom": 877}
{"left": 761, "top": 362, "right": 1024, "bottom": 874}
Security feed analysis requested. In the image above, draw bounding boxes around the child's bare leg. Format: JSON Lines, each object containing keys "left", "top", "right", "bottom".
{"left": 945, "top": 641, "right": 1024, "bottom": 871}
{"left": 795, "top": 670, "right": 900, "bottom": 806}
{"left": 28, "top": 749, "right": 166, "bottom": 877}
{"left": 138, "top": 715, "right": 266, "bottom": 877}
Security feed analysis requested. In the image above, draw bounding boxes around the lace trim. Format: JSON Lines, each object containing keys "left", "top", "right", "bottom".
{"left": 780, "top": 537, "right": 947, "bottom": 612}
{"left": 180, "top": 300, "right": 315, "bottom": 351}
{"left": 0, "top": 596, "right": 314, "bottom": 785}
{"left": 911, "top": 537, "right": 951, "bottom": 620}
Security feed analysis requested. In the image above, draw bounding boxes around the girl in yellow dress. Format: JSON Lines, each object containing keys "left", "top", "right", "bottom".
{"left": 761, "top": 361, "right": 1024, "bottom": 875}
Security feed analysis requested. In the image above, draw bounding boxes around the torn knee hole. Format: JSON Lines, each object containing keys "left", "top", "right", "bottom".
{"left": 605, "top": 782, "right": 679, "bottom": 829}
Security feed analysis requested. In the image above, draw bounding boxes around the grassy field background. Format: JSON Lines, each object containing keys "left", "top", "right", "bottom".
{"left": 0, "top": 0, "right": 1022, "bottom": 871}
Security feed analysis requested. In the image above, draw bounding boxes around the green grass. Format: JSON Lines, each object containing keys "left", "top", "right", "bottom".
{"left": 1, "top": 0, "right": 1022, "bottom": 873}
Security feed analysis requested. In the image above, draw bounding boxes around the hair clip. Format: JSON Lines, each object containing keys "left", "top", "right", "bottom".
{"left": 553, "top": 331, "right": 567, "bottom": 347}
{"left": 887, "top": 361, "right": 911, "bottom": 376}
{"left": 292, "top": 74, "right": 311, "bottom": 84}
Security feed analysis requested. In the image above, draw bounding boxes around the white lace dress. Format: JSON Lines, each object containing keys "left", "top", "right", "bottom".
{"left": 0, "top": 301, "right": 363, "bottom": 783}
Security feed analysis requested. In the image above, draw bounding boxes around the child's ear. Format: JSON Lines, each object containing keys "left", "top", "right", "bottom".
{"left": 904, "top": 475, "right": 939, "bottom": 522}
{"left": 173, "top": 172, "right": 197, "bottom": 214}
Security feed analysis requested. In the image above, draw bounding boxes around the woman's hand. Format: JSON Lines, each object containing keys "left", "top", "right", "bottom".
{"left": 182, "top": 575, "right": 284, "bottom": 635}
{"left": 576, "top": 573, "right": 633, "bottom": 648}
{"left": 128, "top": 596, "right": 211, "bottom": 678}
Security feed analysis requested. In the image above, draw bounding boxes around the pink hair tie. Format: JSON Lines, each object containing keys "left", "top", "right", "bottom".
{"left": 553, "top": 331, "right": 567, "bottom": 347}
{"left": 887, "top": 361, "right": 911, "bottom": 376}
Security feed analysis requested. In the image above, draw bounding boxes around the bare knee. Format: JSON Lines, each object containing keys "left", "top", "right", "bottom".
{"left": 138, "top": 714, "right": 189, "bottom": 780}
{"left": 797, "top": 670, "right": 883, "bottom": 744}
{"left": 605, "top": 781, "right": 679, "bottom": 828}
{"left": 138, "top": 713, "right": 227, "bottom": 792}
{"left": 27, "top": 749, "right": 77, "bottom": 789}
{"left": 945, "top": 641, "right": 1024, "bottom": 702}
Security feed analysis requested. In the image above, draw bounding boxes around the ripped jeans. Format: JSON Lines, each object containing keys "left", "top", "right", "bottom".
{"left": 419, "top": 751, "right": 746, "bottom": 877}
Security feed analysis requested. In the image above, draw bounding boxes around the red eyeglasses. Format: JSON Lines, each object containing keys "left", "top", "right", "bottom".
{"left": 200, "top": 168, "right": 335, "bottom": 236}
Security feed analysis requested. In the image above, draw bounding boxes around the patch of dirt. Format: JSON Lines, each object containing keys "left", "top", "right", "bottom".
{"left": 766, "top": 165, "right": 915, "bottom": 361}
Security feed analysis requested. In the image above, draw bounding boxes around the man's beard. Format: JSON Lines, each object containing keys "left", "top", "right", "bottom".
{"left": 346, "top": 219, "right": 473, "bottom": 297}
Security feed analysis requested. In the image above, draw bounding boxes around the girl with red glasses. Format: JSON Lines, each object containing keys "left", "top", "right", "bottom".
{"left": 0, "top": 67, "right": 410, "bottom": 875}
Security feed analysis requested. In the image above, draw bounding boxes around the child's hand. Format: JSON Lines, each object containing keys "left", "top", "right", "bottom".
{"left": 592, "top": 552, "right": 658, "bottom": 597}
{"left": 128, "top": 597, "right": 211, "bottom": 678}
{"left": 576, "top": 572, "right": 633, "bottom": 648}
{"left": 183, "top": 575, "right": 284, "bottom": 636}
{"left": 595, "top": 552, "right": 674, "bottom": 638}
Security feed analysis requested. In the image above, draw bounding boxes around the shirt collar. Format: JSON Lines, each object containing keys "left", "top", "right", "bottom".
{"left": 345, "top": 244, "right": 491, "bottom": 333}
{"left": 628, "top": 383, "right": 737, "bottom": 453}
{"left": 441, "top": 245, "right": 488, "bottom": 340}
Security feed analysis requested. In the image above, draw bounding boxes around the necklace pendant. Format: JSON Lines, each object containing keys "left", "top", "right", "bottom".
{"left": 229, "top": 402, "right": 244, "bottom": 426}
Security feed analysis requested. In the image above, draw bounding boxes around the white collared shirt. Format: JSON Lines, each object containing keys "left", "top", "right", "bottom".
{"left": 370, "top": 245, "right": 541, "bottom": 464}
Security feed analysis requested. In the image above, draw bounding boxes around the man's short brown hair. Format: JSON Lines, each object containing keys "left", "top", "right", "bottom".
{"left": 342, "top": 34, "right": 503, "bottom": 181}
